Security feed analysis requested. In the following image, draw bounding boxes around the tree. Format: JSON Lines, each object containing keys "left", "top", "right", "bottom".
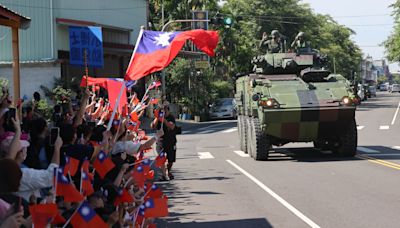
{"left": 384, "top": 1, "right": 400, "bottom": 62}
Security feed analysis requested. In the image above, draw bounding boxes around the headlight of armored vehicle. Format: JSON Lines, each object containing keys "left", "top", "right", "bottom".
{"left": 340, "top": 96, "right": 353, "bottom": 106}
{"left": 259, "top": 98, "right": 280, "bottom": 108}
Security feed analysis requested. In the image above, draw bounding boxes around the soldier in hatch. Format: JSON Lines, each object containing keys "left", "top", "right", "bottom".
{"left": 259, "top": 30, "right": 282, "bottom": 54}
{"left": 291, "top": 32, "right": 307, "bottom": 51}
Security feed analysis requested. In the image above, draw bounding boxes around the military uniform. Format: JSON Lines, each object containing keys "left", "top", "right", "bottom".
{"left": 260, "top": 30, "right": 282, "bottom": 54}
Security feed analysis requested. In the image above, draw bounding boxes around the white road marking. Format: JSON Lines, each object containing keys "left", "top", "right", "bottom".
{"left": 233, "top": 150, "right": 250, "bottom": 157}
{"left": 392, "top": 146, "right": 400, "bottom": 150}
{"left": 222, "top": 127, "right": 238, "bottom": 133}
{"left": 182, "top": 131, "right": 191, "bottom": 134}
{"left": 379, "top": 125, "right": 390, "bottom": 130}
{"left": 198, "top": 152, "right": 214, "bottom": 159}
{"left": 357, "top": 126, "right": 365, "bottom": 130}
{"left": 391, "top": 101, "right": 400, "bottom": 125}
{"left": 357, "top": 147, "right": 380, "bottom": 154}
{"left": 199, "top": 130, "right": 214, "bottom": 134}
{"left": 226, "top": 160, "right": 320, "bottom": 228}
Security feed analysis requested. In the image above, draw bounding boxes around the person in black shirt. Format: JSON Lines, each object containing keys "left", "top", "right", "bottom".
{"left": 151, "top": 104, "right": 177, "bottom": 180}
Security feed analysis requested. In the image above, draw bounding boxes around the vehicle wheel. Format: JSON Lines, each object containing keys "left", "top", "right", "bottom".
{"left": 249, "top": 117, "right": 270, "bottom": 161}
{"left": 238, "top": 115, "right": 248, "bottom": 153}
{"left": 246, "top": 117, "right": 253, "bottom": 157}
{"left": 333, "top": 119, "right": 357, "bottom": 157}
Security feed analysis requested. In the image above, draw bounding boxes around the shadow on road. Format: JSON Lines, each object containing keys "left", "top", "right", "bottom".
{"left": 264, "top": 145, "right": 400, "bottom": 163}
{"left": 156, "top": 217, "right": 272, "bottom": 228}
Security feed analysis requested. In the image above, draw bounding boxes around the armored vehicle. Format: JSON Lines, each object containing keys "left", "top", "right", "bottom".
{"left": 235, "top": 46, "right": 358, "bottom": 160}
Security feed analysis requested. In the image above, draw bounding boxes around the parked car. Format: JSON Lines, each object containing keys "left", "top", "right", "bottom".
{"left": 209, "top": 98, "right": 237, "bottom": 120}
{"left": 389, "top": 84, "right": 400, "bottom": 93}
{"left": 379, "top": 83, "right": 389, "bottom": 91}
{"left": 368, "top": 86, "right": 377, "bottom": 97}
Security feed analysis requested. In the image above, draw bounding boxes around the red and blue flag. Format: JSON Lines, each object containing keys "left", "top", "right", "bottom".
{"left": 54, "top": 169, "right": 84, "bottom": 202}
{"left": 125, "top": 29, "right": 219, "bottom": 81}
{"left": 113, "top": 188, "right": 134, "bottom": 206}
{"left": 93, "top": 151, "right": 115, "bottom": 179}
{"left": 63, "top": 156, "right": 80, "bottom": 177}
{"left": 144, "top": 198, "right": 169, "bottom": 218}
{"left": 155, "top": 152, "right": 167, "bottom": 168}
{"left": 70, "top": 201, "right": 108, "bottom": 228}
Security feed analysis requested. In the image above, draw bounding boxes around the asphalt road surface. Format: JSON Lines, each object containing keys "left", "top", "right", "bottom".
{"left": 156, "top": 91, "right": 400, "bottom": 228}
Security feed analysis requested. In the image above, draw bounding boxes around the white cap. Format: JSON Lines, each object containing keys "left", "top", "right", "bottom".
{"left": 111, "top": 141, "right": 141, "bottom": 156}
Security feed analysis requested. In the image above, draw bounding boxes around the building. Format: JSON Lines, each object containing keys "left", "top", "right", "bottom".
{"left": 360, "top": 56, "right": 390, "bottom": 85}
{"left": 0, "top": 0, "right": 148, "bottom": 100}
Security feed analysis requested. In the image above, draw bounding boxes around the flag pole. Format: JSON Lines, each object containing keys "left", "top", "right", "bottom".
{"left": 107, "top": 26, "right": 145, "bottom": 131}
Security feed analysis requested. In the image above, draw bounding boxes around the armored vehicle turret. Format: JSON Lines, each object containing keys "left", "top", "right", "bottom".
{"left": 236, "top": 41, "right": 357, "bottom": 160}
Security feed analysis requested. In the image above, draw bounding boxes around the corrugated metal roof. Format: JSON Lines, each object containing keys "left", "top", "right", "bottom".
{"left": 0, "top": 3, "right": 31, "bottom": 29}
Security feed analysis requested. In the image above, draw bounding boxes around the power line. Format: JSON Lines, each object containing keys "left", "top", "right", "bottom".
{"left": 2, "top": 2, "right": 146, "bottom": 11}
{"left": 240, "top": 13, "right": 391, "bottom": 20}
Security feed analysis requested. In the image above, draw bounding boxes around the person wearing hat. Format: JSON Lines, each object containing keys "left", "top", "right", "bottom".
{"left": 291, "top": 31, "right": 307, "bottom": 51}
{"left": 259, "top": 30, "right": 282, "bottom": 54}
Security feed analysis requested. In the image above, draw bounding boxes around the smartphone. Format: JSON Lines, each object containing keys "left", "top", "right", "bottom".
{"left": 13, "top": 197, "right": 21, "bottom": 213}
{"left": 50, "top": 127, "right": 59, "bottom": 146}
{"left": 7, "top": 108, "right": 16, "bottom": 123}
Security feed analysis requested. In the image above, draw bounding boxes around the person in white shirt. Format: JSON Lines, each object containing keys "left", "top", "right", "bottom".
{"left": 0, "top": 117, "right": 63, "bottom": 201}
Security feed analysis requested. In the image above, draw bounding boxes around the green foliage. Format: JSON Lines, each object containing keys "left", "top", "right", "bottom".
{"left": 52, "top": 86, "right": 72, "bottom": 104}
{"left": 0, "top": 78, "right": 9, "bottom": 98}
{"left": 165, "top": 58, "right": 215, "bottom": 115}
{"left": 211, "top": 80, "right": 234, "bottom": 98}
{"left": 377, "top": 75, "right": 388, "bottom": 85}
{"left": 35, "top": 99, "right": 52, "bottom": 121}
{"left": 391, "top": 73, "right": 400, "bottom": 84}
{"left": 384, "top": 2, "right": 400, "bottom": 62}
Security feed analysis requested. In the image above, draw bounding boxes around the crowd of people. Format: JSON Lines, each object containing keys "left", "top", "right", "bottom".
{"left": 0, "top": 80, "right": 176, "bottom": 228}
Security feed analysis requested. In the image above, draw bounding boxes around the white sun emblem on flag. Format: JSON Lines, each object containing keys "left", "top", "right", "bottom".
{"left": 154, "top": 32, "right": 174, "bottom": 47}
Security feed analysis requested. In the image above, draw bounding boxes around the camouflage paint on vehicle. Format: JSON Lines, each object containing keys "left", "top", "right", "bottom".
{"left": 236, "top": 46, "right": 357, "bottom": 159}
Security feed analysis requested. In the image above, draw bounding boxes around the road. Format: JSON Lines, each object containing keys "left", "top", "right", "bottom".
{"left": 156, "top": 91, "right": 400, "bottom": 228}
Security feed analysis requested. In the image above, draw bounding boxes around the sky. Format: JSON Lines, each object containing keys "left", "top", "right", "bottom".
{"left": 301, "top": 0, "right": 398, "bottom": 72}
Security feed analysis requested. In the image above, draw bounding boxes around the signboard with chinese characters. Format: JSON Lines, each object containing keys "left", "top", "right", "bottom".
{"left": 69, "top": 26, "right": 104, "bottom": 68}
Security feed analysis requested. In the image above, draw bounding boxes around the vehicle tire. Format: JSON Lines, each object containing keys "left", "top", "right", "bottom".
{"left": 238, "top": 115, "right": 248, "bottom": 153}
{"left": 249, "top": 117, "right": 270, "bottom": 161}
{"left": 333, "top": 119, "right": 357, "bottom": 157}
{"left": 246, "top": 117, "right": 253, "bottom": 157}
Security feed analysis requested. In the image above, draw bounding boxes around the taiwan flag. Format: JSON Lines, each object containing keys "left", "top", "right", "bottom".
{"left": 93, "top": 151, "right": 115, "bottom": 179}
{"left": 144, "top": 183, "right": 163, "bottom": 200}
{"left": 114, "top": 188, "right": 134, "bottom": 206}
{"left": 29, "top": 203, "right": 58, "bottom": 228}
{"left": 144, "top": 198, "right": 169, "bottom": 218}
{"left": 81, "top": 169, "right": 94, "bottom": 196}
{"left": 63, "top": 156, "right": 80, "bottom": 177}
{"left": 54, "top": 169, "right": 84, "bottom": 203}
{"left": 70, "top": 201, "right": 108, "bottom": 228}
{"left": 155, "top": 152, "right": 167, "bottom": 168}
{"left": 131, "top": 165, "right": 145, "bottom": 188}
{"left": 125, "top": 29, "right": 219, "bottom": 81}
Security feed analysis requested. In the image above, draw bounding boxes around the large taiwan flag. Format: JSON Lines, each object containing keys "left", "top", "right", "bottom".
{"left": 125, "top": 29, "right": 219, "bottom": 81}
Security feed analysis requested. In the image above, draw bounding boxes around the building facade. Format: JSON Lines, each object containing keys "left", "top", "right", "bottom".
{"left": 361, "top": 56, "right": 390, "bottom": 85}
{"left": 0, "top": 0, "right": 148, "bottom": 99}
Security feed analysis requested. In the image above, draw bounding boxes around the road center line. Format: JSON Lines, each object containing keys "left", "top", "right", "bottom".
{"left": 357, "top": 147, "right": 380, "bottom": 154}
{"left": 391, "top": 101, "right": 400, "bottom": 125}
{"left": 198, "top": 152, "right": 214, "bottom": 159}
{"left": 233, "top": 150, "right": 250, "bottom": 157}
{"left": 226, "top": 160, "right": 320, "bottom": 228}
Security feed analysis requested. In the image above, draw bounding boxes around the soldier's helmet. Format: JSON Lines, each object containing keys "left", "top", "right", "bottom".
{"left": 296, "top": 32, "right": 305, "bottom": 39}
{"left": 270, "top": 30, "right": 280, "bottom": 38}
